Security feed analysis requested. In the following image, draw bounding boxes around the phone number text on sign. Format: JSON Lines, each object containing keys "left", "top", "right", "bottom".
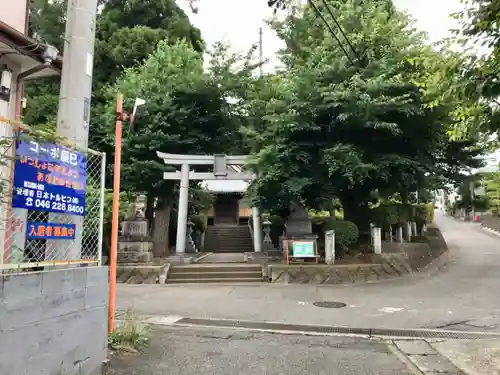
{"left": 12, "top": 140, "right": 87, "bottom": 216}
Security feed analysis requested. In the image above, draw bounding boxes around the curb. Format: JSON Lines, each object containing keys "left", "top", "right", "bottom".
{"left": 390, "top": 339, "right": 466, "bottom": 375}
{"left": 482, "top": 225, "right": 500, "bottom": 237}
{"left": 140, "top": 315, "right": 500, "bottom": 340}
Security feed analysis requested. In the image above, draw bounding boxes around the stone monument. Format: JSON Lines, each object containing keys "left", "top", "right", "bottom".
{"left": 117, "top": 194, "right": 153, "bottom": 264}
{"left": 285, "top": 201, "right": 313, "bottom": 236}
{"left": 281, "top": 201, "right": 318, "bottom": 255}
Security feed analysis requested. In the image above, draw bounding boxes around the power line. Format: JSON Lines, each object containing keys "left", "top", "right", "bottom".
{"left": 307, "top": 0, "right": 357, "bottom": 66}
{"left": 319, "top": 0, "right": 362, "bottom": 64}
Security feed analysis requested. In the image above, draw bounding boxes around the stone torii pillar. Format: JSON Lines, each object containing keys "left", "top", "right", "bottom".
{"left": 177, "top": 163, "right": 190, "bottom": 254}
{"left": 157, "top": 152, "right": 256, "bottom": 255}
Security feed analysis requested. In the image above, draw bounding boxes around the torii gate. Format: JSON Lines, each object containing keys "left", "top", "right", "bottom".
{"left": 156, "top": 152, "right": 262, "bottom": 255}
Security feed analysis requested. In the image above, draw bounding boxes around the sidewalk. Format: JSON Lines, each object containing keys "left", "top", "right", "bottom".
{"left": 432, "top": 339, "right": 500, "bottom": 375}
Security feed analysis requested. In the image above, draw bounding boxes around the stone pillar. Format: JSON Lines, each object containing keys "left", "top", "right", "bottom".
{"left": 396, "top": 226, "right": 403, "bottom": 243}
{"left": 175, "top": 163, "right": 190, "bottom": 254}
{"left": 262, "top": 219, "right": 274, "bottom": 251}
{"left": 252, "top": 207, "right": 262, "bottom": 252}
{"left": 370, "top": 223, "right": 375, "bottom": 247}
{"left": 325, "top": 230, "right": 335, "bottom": 265}
{"left": 405, "top": 222, "right": 412, "bottom": 241}
{"left": 411, "top": 221, "right": 417, "bottom": 236}
{"left": 373, "top": 227, "right": 382, "bottom": 254}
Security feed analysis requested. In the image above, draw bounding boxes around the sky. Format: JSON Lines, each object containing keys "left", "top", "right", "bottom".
{"left": 178, "top": 0, "right": 467, "bottom": 73}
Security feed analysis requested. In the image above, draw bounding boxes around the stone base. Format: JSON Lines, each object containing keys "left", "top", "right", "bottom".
{"left": 117, "top": 251, "right": 153, "bottom": 264}
{"left": 118, "top": 240, "right": 153, "bottom": 252}
{"left": 116, "top": 264, "right": 168, "bottom": 284}
{"left": 166, "top": 253, "right": 199, "bottom": 264}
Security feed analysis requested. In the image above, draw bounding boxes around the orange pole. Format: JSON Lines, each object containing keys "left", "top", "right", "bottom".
{"left": 108, "top": 92, "right": 123, "bottom": 334}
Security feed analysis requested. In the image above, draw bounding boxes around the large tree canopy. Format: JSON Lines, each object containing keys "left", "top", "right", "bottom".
{"left": 244, "top": 0, "right": 483, "bottom": 226}
{"left": 453, "top": 0, "right": 500, "bottom": 137}
{"left": 24, "top": 0, "right": 203, "bottom": 152}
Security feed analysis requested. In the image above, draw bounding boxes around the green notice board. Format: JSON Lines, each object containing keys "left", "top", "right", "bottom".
{"left": 292, "top": 241, "right": 315, "bottom": 257}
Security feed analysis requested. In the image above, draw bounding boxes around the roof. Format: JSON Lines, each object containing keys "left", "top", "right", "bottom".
{"left": 0, "top": 20, "right": 62, "bottom": 79}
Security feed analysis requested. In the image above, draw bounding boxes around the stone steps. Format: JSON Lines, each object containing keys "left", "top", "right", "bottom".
{"left": 204, "top": 225, "right": 254, "bottom": 253}
{"left": 167, "top": 264, "right": 262, "bottom": 283}
{"left": 167, "top": 277, "right": 262, "bottom": 284}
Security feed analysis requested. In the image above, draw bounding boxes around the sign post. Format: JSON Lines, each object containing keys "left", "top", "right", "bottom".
{"left": 284, "top": 238, "right": 319, "bottom": 264}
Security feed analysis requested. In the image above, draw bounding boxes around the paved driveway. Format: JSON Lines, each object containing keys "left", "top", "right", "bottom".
{"left": 107, "top": 326, "right": 415, "bottom": 375}
{"left": 117, "top": 214, "right": 500, "bottom": 331}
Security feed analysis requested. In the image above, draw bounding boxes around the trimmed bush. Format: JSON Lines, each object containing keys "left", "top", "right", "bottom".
{"left": 190, "top": 214, "right": 208, "bottom": 233}
{"left": 312, "top": 216, "right": 359, "bottom": 250}
{"left": 369, "top": 204, "right": 398, "bottom": 230}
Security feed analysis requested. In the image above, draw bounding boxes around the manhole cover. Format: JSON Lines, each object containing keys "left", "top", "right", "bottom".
{"left": 313, "top": 301, "right": 347, "bottom": 309}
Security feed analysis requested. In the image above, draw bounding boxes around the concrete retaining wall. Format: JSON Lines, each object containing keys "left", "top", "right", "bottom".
{"left": 269, "top": 226, "right": 448, "bottom": 284}
{"left": 0, "top": 266, "right": 109, "bottom": 375}
{"left": 269, "top": 255, "right": 412, "bottom": 284}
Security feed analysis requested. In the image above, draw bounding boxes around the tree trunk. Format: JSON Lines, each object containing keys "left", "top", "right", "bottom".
{"left": 145, "top": 193, "right": 155, "bottom": 232}
{"left": 152, "top": 199, "right": 171, "bottom": 258}
{"left": 339, "top": 192, "right": 370, "bottom": 231}
{"left": 328, "top": 200, "right": 336, "bottom": 217}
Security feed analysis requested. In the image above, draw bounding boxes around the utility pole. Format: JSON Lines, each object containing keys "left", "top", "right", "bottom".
{"left": 259, "top": 27, "right": 264, "bottom": 76}
{"left": 51, "top": 0, "right": 99, "bottom": 260}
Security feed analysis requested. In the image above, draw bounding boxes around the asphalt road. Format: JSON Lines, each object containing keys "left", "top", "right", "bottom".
{"left": 117, "top": 213, "right": 500, "bottom": 331}
{"left": 107, "top": 326, "right": 415, "bottom": 375}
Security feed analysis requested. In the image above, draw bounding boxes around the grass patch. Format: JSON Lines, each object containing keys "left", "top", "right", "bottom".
{"left": 108, "top": 309, "right": 150, "bottom": 353}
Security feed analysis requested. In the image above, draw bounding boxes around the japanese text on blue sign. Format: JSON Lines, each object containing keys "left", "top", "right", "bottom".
{"left": 12, "top": 140, "right": 87, "bottom": 216}
{"left": 26, "top": 222, "right": 76, "bottom": 240}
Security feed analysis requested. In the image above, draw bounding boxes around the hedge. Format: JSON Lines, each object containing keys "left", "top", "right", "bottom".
{"left": 370, "top": 203, "right": 434, "bottom": 230}
{"left": 312, "top": 216, "right": 359, "bottom": 250}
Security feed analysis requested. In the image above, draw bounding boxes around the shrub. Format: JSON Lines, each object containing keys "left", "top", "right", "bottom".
{"left": 370, "top": 204, "right": 398, "bottom": 230}
{"left": 190, "top": 214, "right": 207, "bottom": 233}
{"left": 397, "top": 203, "right": 413, "bottom": 224}
{"left": 312, "top": 216, "right": 359, "bottom": 250}
{"left": 329, "top": 220, "right": 359, "bottom": 250}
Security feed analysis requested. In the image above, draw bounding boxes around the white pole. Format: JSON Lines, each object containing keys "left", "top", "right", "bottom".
{"left": 51, "top": 0, "right": 98, "bottom": 260}
{"left": 176, "top": 163, "right": 190, "bottom": 254}
{"left": 252, "top": 207, "right": 262, "bottom": 252}
{"left": 97, "top": 152, "right": 106, "bottom": 265}
{"left": 259, "top": 27, "right": 264, "bottom": 76}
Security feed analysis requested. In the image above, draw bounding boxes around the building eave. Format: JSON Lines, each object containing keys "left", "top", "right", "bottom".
{"left": 0, "top": 20, "right": 62, "bottom": 77}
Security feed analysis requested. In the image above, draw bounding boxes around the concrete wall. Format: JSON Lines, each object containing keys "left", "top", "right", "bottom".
{"left": 0, "top": 0, "right": 28, "bottom": 34}
{"left": 0, "top": 266, "right": 109, "bottom": 375}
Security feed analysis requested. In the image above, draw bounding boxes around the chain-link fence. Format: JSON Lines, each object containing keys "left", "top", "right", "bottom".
{"left": 0, "top": 120, "right": 106, "bottom": 270}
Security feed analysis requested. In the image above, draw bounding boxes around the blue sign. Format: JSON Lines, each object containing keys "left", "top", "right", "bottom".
{"left": 26, "top": 221, "right": 76, "bottom": 240}
{"left": 12, "top": 140, "right": 86, "bottom": 216}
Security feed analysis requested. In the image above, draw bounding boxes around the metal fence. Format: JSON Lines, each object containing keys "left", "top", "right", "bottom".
{"left": 0, "top": 120, "right": 106, "bottom": 270}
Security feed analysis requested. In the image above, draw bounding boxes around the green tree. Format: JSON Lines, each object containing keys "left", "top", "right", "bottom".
{"left": 105, "top": 40, "right": 256, "bottom": 255}
{"left": 453, "top": 0, "right": 500, "bottom": 136}
{"left": 245, "top": 0, "right": 481, "bottom": 228}
{"left": 24, "top": 0, "right": 204, "bottom": 150}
